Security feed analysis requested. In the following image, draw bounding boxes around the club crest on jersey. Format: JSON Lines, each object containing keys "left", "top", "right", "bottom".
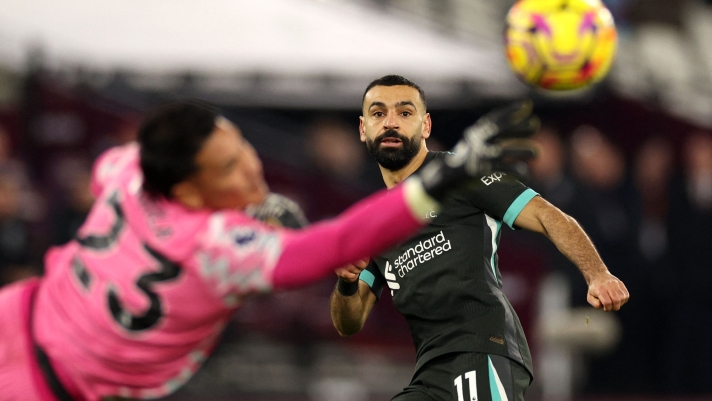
{"left": 384, "top": 261, "right": 400, "bottom": 295}
{"left": 233, "top": 230, "right": 256, "bottom": 246}
{"left": 205, "top": 214, "right": 281, "bottom": 260}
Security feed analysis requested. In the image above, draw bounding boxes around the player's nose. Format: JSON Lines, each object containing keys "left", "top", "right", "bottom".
{"left": 383, "top": 111, "right": 399, "bottom": 129}
{"left": 244, "top": 141, "right": 264, "bottom": 175}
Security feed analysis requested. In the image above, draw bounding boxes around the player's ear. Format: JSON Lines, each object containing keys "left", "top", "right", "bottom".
{"left": 171, "top": 181, "right": 204, "bottom": 209}
{"left": 422, "top": 113, "right": 432, "bottom": 139}
{"left": 359, "top": 116, "right": 367, "bottom": 143}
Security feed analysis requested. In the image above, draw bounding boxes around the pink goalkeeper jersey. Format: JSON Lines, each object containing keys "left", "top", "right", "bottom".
{"left": 32, "top": 144, "right": 423, "bottom": 400}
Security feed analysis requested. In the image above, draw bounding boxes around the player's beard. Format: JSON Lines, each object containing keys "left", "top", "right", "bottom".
{"left": 366, "top": 129, "right": 422, "bottom": 171}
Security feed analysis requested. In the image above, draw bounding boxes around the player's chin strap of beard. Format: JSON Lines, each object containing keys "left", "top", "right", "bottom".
{"left": 246, "top": 193, "right": 310, "bottom": 229}
{"left": 418, "top": 100, "right": 539, "bottom": 201}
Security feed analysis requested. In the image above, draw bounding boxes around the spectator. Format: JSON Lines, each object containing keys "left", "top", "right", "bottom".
{"left": 0, "top": 173, "right": 38, "bottom": 286}
{"left": 51, "top": 169, "right": 94, "bottom": 245}
{"left": 632, "top": 136, "right": 674, "bottom": 265}
{"left": 529, "top": 125, "right": 577, "bottom": 212}
{"left": 305, "top": 116, "right": 382, "bottom": 191}
{"left": 0, "top": 125, "right": 45, "bottom": 222}
{"left": 666, "top": 131, "right": 712, "bottom": 395}
{"left": 299, "top": 116, "right": 382, "bottom": 220}
{"left": 626, "top": 135, "right": 675, "bottom": 394}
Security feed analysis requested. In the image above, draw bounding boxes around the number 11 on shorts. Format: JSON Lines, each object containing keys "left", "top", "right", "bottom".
{"left": 454, "top": 370, "right": 477, "bottom": 401}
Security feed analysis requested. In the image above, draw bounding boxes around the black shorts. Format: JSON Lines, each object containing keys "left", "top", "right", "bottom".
{"left": 392, "top": 352, "right": 532, "bottom": 401}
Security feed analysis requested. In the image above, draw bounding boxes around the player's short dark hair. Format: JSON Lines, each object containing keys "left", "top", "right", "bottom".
{"left": 362, "top": 74, "right": 427, "bottom": 111}
{"left": 138, "top": 101, "right": 219, "bottom": 199}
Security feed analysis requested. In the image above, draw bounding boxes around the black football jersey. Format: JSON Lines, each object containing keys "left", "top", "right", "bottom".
{"left": 359, "top": 152, "right": 538, "bottom": 375}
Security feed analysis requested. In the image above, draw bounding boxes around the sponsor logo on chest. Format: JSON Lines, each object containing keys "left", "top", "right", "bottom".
{"left": 384, "top": 230, "right": 453, "bottom": 293}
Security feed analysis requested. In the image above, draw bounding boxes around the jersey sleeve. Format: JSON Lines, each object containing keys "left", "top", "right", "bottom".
{"left": 464, "top": 172, "right": 539, "bottom": 229}
{"left": 359, "top": 260, "right": 385, "bottom": 299}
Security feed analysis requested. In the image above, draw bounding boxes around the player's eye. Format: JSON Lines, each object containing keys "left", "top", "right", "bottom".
{"left": 401, "top": 111, "right": 412, "bottom": 117}
{"left": 373, "top": 111, "right": 385, "bottom": 117}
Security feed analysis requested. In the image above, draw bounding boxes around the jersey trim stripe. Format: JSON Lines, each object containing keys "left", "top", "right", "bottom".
{"left": 503, "top": 189, "right": 538, "bottom": 229}
{"left": 483, "top": 214, "right": 527, "bottom": 368}
{"left": 485, "top": 215, "right": 502, "bottom": 280}
{"left": 359, "top": 270, "right": 376, "bottom": 288}
{"left": 488, "top": 355, "right": 509, "bottom": 401}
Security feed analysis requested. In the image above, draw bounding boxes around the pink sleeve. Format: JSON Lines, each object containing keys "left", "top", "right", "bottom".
{"left": 271, "top": 185, "right": 423, "bottom": 289}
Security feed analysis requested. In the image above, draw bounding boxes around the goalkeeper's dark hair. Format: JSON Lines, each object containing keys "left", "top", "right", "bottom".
{"left": 362, "top": 74, "right": 427, "bottom": 111}
{"left": 138, "top": 101, "right": 219, "bottom": 199}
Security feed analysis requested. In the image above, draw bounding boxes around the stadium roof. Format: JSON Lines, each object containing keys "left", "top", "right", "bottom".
{"left": 0, "top": 0, "right": 525, "bottom": 107}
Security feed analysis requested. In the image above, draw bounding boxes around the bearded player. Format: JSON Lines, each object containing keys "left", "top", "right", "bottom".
{"left": 331, "top": 75, "right": 629, "bottom": 401}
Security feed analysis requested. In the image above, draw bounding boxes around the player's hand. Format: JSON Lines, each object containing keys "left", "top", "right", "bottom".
{"left": 587, "top": 272, "right": 629, "bottom": 312}
{"left": 335, "top": 259, "right": 369, "bottom": 283}
{"left": 463, "top": 100, "right": 541, "bottom": 178}
{"left": 246, "top": 192, "right": 309, "bottom": 229}
{"left": 418, "top": 100, "right": 539, "bottom": 200}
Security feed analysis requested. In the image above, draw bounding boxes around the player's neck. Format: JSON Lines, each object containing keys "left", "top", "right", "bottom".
{"left": 380, "top": 147, "right": 429, "bottom": 189}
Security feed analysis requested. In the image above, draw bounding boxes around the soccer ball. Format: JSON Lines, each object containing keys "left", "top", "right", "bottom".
{"left": 504, "top": 0, "right": 617, "bottom": 91}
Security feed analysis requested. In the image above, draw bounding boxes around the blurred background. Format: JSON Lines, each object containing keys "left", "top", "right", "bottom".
{"left": 1, "top": 0, "right": 712, "bottom": 400}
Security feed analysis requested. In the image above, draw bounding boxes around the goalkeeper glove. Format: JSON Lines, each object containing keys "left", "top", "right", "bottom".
{"left": 418, "top": 100, "right": 539, "bottom": 200}
{"left": 246, "top": 193, "right": 309, "bottom": 229}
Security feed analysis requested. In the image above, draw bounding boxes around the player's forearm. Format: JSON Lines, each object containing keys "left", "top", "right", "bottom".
{"left": 540, "top": 208, "right": 609, "bottom": 284}
{"left": 330, "top": 288, "right": 367, "bottom": 337}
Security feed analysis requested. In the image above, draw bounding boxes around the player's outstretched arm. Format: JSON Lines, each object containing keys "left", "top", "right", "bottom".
{"left": 513, "top": 196, "right": 630, "bottom": 311}
{"left": 330, "top": 259, "right": 378, "bottom": 336}
{"left": 270, "top": 101, "right": 538, "bottom": 289}
{"left": 271, "top": 180, "right": 435, "bottom": 288}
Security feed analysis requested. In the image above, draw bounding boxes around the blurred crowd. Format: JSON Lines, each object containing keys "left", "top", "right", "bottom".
{"left": 522, "top": 124, "right": 712, "bottom": 396}
{"left": 0, "top": 124, "right": 97, "bottom": 286}
{"left": 1, "top": 77, "right": 712, "bottom": 399}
